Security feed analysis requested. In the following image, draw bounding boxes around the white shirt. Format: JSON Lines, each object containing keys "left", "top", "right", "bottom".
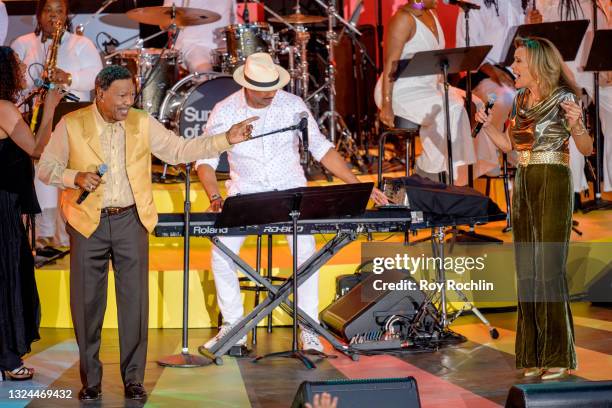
{"left": 163, "top": 0, "right": 236, "bottom": 66}
{"left": 0, "top": 1, "right": 7, "bottom": 46}
{"left": 536, "top": 0, "right": 610, "bottom": 90}
{"left": 11, "top": 31, "right": 103, "bottom": 101}
{"left": 196, "top": 89, "right": 334, "bottom": 196}
{"left": 456, "top": 0, "right": 525, "bottom": 65}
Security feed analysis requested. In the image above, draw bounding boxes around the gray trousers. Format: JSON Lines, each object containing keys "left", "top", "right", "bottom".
{"left": 67, "top": 207, "right": 148, "bottom": 387}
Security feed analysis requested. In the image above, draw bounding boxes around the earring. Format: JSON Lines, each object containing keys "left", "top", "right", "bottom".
{"left": 412, "top": 0, "right": 425, "bottom": 10}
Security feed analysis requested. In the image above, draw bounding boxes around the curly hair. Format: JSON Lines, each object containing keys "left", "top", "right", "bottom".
{"left": 95, "top": 65, "right": 134, "bottom": 91}
{"left": 0, "top": 47, "right": 24, "bottom": 103}
{"left": 34, "top": 0, "right": 73, "bottom": 36}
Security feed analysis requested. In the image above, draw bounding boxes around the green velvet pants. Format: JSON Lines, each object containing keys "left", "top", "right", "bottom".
{"left": 512, "top": 163, "right": 576, "bottom": 369}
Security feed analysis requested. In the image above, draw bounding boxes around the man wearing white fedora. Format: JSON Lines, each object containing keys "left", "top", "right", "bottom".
{"left": 196, "top": 52, "right": 388, "bottom": 351}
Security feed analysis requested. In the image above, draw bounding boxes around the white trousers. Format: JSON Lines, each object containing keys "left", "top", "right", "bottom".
{"left": 211, "top": 235, "right": 320, "bottom": 325}
{"left": 34, "top": 166, "right": 69, "bottom": 246}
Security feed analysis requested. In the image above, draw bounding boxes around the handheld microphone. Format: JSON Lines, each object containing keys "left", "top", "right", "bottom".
{"left": 77, "top": 164, "right": 108, "bottom": 204}
{"left": 443, "top": 0, "right": 481, "bottom": 10}
{"left": 472, "top": 93, "right": 496, "bottom": 137}
{"left": 33, "top": 78, "right": 80, "bottom": 102}
{"left": 298, "top": 112, "right": 309, "bottom": 166}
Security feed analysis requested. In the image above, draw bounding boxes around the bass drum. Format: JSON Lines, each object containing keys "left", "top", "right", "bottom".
{"left": 158, "top": 72, "right": 241, "bottom": 171}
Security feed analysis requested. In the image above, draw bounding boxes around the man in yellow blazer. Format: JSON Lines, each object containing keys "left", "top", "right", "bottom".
{"left": 38, "top": 65, "right": 255, "bottom": 401}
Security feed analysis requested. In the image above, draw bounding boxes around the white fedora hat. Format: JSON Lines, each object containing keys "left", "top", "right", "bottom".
{"left": 233, "top": 52, "right": 290, "bottom": 91}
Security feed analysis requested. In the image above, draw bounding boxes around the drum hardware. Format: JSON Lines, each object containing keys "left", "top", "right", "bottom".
{"left": 157, "top": 73, "right": 241, "bottom": 180}
{"left": 249, "top": 0, "right": 298, "bottom": 32}
{"left": 75, "top": 0, "right": 118, "bottom": 35}
{"left": 125, "top": 5, "right": 221, "bottom": 28}
{"left": 224, "top": 22, "right": 273, "bottom": 70}
{"left": 303, "top": 0, "right": 367, "bottom": 172}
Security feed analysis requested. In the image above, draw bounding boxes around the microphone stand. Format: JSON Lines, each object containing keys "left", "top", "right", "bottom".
{"left": 75, "top": 0, "right": 118, "bottom": 35}
{"left": 158, "top": 163, "right": 211, "bottom": 368}
{"left": 451, "top": 2, "right": 505, "bottom": 243}
{"left": 462, "top": 4, "right": 474, "bottom": 188}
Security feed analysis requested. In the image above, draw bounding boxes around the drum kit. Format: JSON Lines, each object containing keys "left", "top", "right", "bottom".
{"left": 100, "top": 1, "right": 368, "bottom": 173}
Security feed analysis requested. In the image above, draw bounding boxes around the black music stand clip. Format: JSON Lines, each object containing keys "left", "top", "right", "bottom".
{"left": 393, "top": 45, "right": 491, "bottom": 184}
{"left": 212, "top": 183, "right": 373, "bottom": 369}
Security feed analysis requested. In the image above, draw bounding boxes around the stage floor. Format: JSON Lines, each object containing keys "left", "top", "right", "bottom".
{"left": 1, "top": 303, "right": 611, "bottom": 407}
{"left": 15, "top": 172, "right": 612, "bottom": 406}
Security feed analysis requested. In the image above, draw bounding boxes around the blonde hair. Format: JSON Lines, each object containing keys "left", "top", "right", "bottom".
{"left": 514, "top": 36, "right": 580, "bottom": 97}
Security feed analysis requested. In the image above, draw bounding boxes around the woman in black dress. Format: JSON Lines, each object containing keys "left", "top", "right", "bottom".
{"left": 0, "top": 46, "right": 60, "bottom": 380}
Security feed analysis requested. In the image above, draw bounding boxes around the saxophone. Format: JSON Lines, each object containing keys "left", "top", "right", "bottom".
{"left": 30, "top": 20, "right": 64, "bottom": 132}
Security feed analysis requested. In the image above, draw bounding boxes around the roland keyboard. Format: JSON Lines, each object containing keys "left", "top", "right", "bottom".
{"left": 154, "top": 209, "right": 419, "bottom": 237}
{"left": 154, "top": 209, "right": 505, "bottom": 237}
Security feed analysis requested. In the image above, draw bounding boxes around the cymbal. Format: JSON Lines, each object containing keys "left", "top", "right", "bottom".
{"left": 126, "top": 6, "right": 221, "bottom": 27}
{"left": 269, "top": 13, "right": 327, "bottom": 25}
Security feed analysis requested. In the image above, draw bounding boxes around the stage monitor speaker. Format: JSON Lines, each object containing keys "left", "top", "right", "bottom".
{"left": 586, "top": 262, "right": 612, "bottom": 307}
{"left": 291, "top": 377, "right": 421, "bottom": 408}
{"left": 505, "top": 381, "right": 612, "bottom": 408}
{"left": 320, "top": 269, "right": 432, "bottom": 342}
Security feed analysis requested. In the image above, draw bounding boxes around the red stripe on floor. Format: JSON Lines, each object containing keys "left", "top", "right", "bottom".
{"left": 325, "top": 348, "right": 501, "bottom": 408}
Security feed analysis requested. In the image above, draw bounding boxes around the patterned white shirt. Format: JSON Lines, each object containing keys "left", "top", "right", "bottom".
{"left": 195, "top": 89, "right": 334, "bottom": 196}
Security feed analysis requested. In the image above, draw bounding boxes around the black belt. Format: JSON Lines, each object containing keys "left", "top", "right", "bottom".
{"left": 101, "top": 204, "right": 136, "bottom": 216}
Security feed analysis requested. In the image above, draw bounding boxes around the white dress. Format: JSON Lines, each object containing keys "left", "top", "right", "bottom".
{"left": 537, "top": 0, "right": 612, "bottom": 192}
{"left": 375, "top": 12, "right": 477, "bottom": 185}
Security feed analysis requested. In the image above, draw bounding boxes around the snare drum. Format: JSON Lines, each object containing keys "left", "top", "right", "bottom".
{"left": 224, "top": 23, "right": 272, "bottom": 68}
{"left": 110, "top": 48, "right": 179, "bottom": 117}
{"left": 211, "top": 48, "right": 232, "bottom": 73}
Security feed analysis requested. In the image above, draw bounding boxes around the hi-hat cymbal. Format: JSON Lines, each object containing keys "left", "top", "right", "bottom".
{"left": 269, "top": 13, "right": 327, "bottom": 25}
{"left": 126, "top": 6, "right": 221, "bottom": 27}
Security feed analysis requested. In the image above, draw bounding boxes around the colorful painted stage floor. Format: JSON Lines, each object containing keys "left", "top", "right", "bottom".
{"left": 7, "top": 174, "right": 612, "bottom": 407}
{"left": 0, "top": 304, "right": 609, "bottom": 407}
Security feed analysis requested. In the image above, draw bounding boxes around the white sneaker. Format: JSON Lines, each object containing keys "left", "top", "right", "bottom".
{"left": 299, "top": 328, "right": 324, "bottom": 352}
{"left": 203, "top": 323, "right": 247, "bottom": 349}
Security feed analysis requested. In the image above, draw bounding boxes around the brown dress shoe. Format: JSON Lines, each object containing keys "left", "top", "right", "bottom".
{"left": 124, "top": 382, "right": 147, "bottom": 400}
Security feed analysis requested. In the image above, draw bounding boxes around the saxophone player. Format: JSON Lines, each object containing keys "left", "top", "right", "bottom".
{"left": 11, "top": 0, "right": 103, "bottom": 250}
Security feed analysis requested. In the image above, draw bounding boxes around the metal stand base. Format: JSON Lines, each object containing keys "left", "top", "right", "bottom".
{"left": 581, "top": 198, "right": 612, "bottom": 213}
{"left": 157, "top": 352, "right": 212, "bottom": 368}
{"left": 254, "top": 349, "right": 334, "bottom": 370}
{"left": 431, "top": 227, "right": 499, "bottom": 340}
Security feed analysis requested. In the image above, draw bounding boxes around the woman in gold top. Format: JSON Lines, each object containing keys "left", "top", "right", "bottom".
{"left": 476, "top": 37, "right": 592, "bottom": 380}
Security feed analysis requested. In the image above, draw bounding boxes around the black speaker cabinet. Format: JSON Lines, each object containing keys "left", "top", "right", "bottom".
{"left": 291, "top": 377, "right": 421, "bottom": 408}
{"left": 320, "top": 269, "right": 429, "bottom": 342}
{"left": 505, "top": 381, "right": 612, "bottom": 408}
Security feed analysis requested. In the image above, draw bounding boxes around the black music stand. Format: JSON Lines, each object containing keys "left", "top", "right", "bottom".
{"left": 213, "top": 183, "right": 372, "bottom": 369}
{"left": 500, "top": 20, "right": 590, "bottom": 67}
{"left": 394, "top": 45, "right": 491, "bottom": 184}
{"left": 582, "top": 29, "right": 612, "bottom": 213}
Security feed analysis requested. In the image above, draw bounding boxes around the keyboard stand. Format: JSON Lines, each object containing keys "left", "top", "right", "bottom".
{"left": 198, "top": 184, "right": 374, "bottom": 367}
